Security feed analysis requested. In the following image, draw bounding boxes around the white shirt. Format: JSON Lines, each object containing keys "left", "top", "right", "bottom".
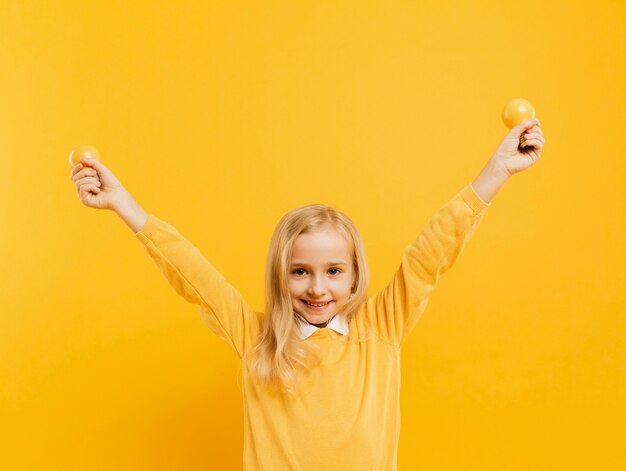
{"left": 295, "top": 313, "right": 350, "bottom": 340}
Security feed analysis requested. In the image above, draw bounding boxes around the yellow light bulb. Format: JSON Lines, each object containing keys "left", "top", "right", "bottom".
{"left": 502, "top": 98, "right": 536, "bottom": 129}
{"left": 502, "top": 98, "right": 537, "bottom": 149}
{"left": 69, "top": 145, "right": 100, "bottom": 167}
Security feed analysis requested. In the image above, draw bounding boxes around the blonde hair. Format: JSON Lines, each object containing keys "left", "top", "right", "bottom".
{"left": 248, "top": 204, "right": 371, "bottom": 396}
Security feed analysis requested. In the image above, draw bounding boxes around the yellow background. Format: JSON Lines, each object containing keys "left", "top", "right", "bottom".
{"left": 1, "top": 1, "right": 624, "bottom": 469}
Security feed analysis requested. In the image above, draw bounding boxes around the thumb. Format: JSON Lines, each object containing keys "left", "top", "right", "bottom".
{"left": 81, "top": 157, "right": 107, "bottom": 173}
{"left": 80, "top": 157, "right": 124, "bottom": 190}
{"left": 510, "top": 118, "right": 540, "bottom": 137}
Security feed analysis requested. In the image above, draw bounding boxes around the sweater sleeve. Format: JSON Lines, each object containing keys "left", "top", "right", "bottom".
{"left": 135, "top": 214, "right": 255, "bottom": 358}
{"left": 370, "top": 183, "right": 491, "bottom": 347}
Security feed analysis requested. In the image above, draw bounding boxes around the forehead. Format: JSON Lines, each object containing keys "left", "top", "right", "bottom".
{"left": 291, "top": 227, "right": 351, "bottom": 262}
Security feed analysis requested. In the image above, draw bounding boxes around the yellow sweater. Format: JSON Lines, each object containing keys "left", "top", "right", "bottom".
{"left": 135, "top": 183, "right": 490, "bottom": 470}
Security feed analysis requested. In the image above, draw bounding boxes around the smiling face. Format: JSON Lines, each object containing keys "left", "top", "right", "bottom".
{"left": 289, "top": 225, "right": 355, "bottom": 326}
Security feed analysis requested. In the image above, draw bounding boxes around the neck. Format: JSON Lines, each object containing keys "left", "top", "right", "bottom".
{"left": 310, "top": 319, "right": 331, "bottom": 328}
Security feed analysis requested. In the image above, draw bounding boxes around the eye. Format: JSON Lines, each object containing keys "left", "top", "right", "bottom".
{"left": 292, "top": 268, "right": 307, "bottom": 276}
{"left": 328, "top": 268, "right": 342, "bottom": 275}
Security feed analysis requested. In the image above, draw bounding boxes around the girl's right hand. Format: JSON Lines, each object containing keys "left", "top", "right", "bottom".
{"left": 70, "top": 157, "right": 127, "bottom": 210}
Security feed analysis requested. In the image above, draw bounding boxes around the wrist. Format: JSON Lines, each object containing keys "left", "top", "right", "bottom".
{"left": 485, "top": 156, "right": 512, "bottom": 181}
{"left": 113, "top": 192, "right": 149, "bottom": 234}
{"left": 111, "top": 190, "right": 135, "bottom": 214}
{"left": 472, "top": 159, "right": 510, "bottom": 204}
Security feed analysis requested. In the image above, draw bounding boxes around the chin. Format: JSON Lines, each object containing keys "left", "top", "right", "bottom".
{"left": 307, "top": 313, "right": 334, "bottom": 323}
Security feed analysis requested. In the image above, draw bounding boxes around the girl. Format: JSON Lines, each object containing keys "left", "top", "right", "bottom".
{"left": 70, "top": 119, "right": 544, "bottom": 470}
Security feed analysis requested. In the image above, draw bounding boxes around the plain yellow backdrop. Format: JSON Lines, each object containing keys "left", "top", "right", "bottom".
{"left": 1, "top": 0, "right": 624, "bottom": 469}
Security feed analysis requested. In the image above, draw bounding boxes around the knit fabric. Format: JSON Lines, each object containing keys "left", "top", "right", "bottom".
{"left": 135, "top": 183, "right": 490, "bottom": 470}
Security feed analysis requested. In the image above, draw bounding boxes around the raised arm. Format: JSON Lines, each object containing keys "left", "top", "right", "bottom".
{"left": 472, "top": 118, "right": 545, "bottom": 203}
{"left": 134, "top": 213, "right": 260, "bottom": 358}
{"left": 367, "top": 183, "right": 490, "bottom": 347}
{"left": 366, "top": 118, "right": 545, "bottom": 347}
{"left": 71, "top": 157, "right": 258, "bottom": 358}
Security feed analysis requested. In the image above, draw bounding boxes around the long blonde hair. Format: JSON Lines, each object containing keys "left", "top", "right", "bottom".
{"left": 248, "top": 204, "right": 371, "bottom": 395}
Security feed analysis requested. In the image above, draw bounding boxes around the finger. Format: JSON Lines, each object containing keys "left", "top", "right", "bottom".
{"left": 73, "top": 169, "right": 99, "bottom": 184}
{"left": 522, "top": 138, "right": 543, "bottom": 149}
{"left": 523, "top": 132, "right": 545, "bottom": 142}
{"left": 71, "top": 163, "right": 84, "bottom": 177}
{"left": 521, "top": 118, "right": 539, "bottom": 129}
{"left": 81, "top": 168, "right": 100, "bottom": 179}
{"left": 76, "top": 176, "right": 102, "bottom": 187}
{"left": 81, "top": 157, "right": 107, "bottom": 175}
{"left": 80, "top": 183, "right": 101, "bottom": 195}
{"left": 80, "top": 159, "right": 105, "bottom": 184}
{"left": 511, "top": 118, "right": 540, "bottom": 137}
{"left": 73, "top": 169, "right": 86, "bottom": 182}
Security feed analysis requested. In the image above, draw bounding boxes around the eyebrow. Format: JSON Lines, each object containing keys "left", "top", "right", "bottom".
{"left": 290, "top": 262, "right": 348, "bottom": 267}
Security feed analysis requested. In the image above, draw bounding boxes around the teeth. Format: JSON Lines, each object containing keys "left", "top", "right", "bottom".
{"left": 305, "top": 301, "right": 329, "bottom": 307}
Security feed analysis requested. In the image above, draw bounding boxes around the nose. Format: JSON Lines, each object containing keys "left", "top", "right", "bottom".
{"left": 307, "top": 274, "right": 326, "bottom": 296}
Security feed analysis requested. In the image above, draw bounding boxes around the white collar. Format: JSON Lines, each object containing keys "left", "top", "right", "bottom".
{"left": 295, "top": 313, "right": 349, "bottom": 340}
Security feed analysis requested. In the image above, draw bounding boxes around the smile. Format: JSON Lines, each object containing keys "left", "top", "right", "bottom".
{"left": 301, "top": 300, "right": 333, "bottom": 309}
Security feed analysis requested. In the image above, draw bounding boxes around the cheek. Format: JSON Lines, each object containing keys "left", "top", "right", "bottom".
{"left": 288, "top": 280, "right": 305, "bottom": 296}
{"left": 332, "top": 280, "right": 353, "bottom": 297}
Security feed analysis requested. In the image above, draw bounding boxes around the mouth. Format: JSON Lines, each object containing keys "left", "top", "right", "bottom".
{"left": 300, "top": 300, "right": 333, "bottom": 311}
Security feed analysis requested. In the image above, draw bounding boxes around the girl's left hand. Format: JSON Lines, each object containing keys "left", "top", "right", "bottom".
{"left": 492, "top": 118, "right": 545, "bottom": 177}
